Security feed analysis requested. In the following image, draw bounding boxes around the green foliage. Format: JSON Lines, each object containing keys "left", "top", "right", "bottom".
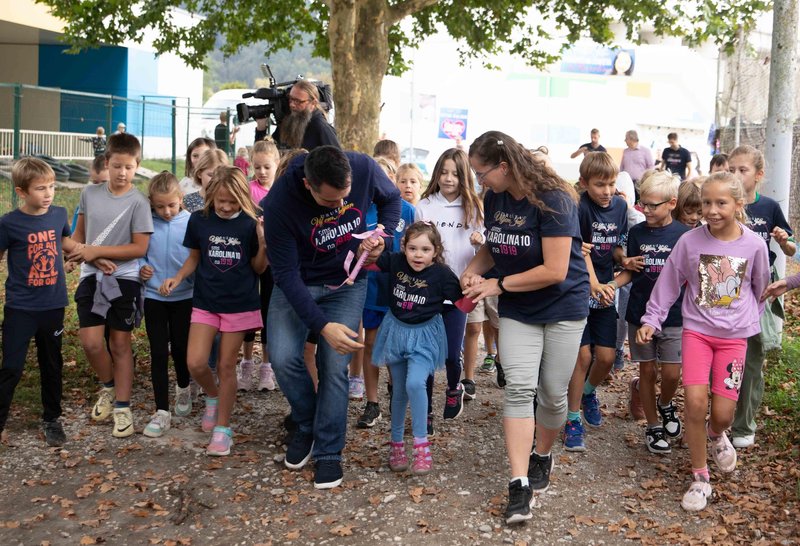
{"left": 219, "top": 80, "right": 250, "bottom": 90}
{"left": 763, "top": 341, "right": 800, "bottom": 449}
{"left": 37, "top": 0, "right": 772, "bottom": 76}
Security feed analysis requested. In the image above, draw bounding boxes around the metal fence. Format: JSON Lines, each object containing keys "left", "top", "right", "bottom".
{"left": 0, "top": 82, "right": 244, "bottom": 215}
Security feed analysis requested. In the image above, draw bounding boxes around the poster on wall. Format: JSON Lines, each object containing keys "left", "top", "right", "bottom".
{"left": 438, "top": 108, "right": 468, "bottom": 141}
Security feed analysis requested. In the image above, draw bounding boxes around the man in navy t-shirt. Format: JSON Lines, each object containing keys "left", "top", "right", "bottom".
{"left": 570, "top": 128, "right": 607, "bottom": 159}
{"left": 660, "top": 132, "right": 692, "bottom": 180}
{"left": 263, "top": 146, "right": 401, "bottom": 489}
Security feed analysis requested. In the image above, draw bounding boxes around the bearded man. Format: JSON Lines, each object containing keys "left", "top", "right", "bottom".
{"left": 255, "top": 80, "right": 340, "bottom": 150}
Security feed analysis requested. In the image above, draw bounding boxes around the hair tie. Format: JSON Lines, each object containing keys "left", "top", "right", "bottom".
{"left": 497, "top": 140, "right": 504, "bottom": 146}
{"left": 421, "top": 220, "right": 433, "bottom": 226}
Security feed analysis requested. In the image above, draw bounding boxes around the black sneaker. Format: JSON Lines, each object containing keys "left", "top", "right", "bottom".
{"left": 314, "top": 459, "right": 343, "bottom": 489}
{"left": 528, "top": 452, "right": 554, "bottom": 493}
{"left": 461, "top": 379, "right": 476, "bottom": 401}
{"left": 285, "top": 430, "right": 314, "bottom": 469}
{"left": 443, "top": 384, "right": 464, "bottom": 420}
{"left": 42, "top": 420, "right": 66, "bottom": 447}
{"left": 496, "top": 361, "right": 506, "bottom": 389}
{"left": 427, "top": 414, "right": 435, "bottom": 437}
{"left": 657, "top": 401, "right": 682, "bottom": 438}
{"left": 357, "top": 402, "right": 382, "bottom": 429}
{"left": 505, "top": 479, "right": 533, "bottom": 524}
{"left": 646, "top": 426, "right": 671, "bottom": 454}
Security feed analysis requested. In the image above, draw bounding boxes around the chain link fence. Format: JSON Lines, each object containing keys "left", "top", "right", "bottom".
{"left": 0, "top": 83, "right": 240, "bottom": 216}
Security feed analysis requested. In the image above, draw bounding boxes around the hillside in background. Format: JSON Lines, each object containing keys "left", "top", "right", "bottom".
{"left": 204, "top": 38, "right": 332, "bottom": 101}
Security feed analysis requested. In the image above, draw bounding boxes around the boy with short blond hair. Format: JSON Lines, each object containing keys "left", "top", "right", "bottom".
{"left": 0, "top": 158, "right": 82, "bottom": 446}
{"left": 615, "top": 171, "right": 688, "bottom": 453}
{"left": 71, "top": 132, "right": 153, "bottom": 438}
{"left": 564, "top": 152, "right": 628, "bottom": 451}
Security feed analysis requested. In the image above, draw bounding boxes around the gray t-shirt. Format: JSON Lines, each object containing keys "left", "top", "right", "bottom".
{"left": 79, "top": 182, "right": 154, "bottom": 280}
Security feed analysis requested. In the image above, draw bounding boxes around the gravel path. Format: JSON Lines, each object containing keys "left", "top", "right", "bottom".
{"left": 1, "top": 358, "right": 797, "bottom": 545}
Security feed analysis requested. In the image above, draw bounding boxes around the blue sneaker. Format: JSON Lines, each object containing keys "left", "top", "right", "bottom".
{"left": 581, "top": 391, "right": 602, "bottom": 427}
{"left": 563, "top": 419, "right": 586, "bottom": 452}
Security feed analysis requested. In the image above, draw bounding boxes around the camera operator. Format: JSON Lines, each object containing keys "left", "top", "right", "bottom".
{"left": 255, "top": 80, "right": 340, "bottom": 150}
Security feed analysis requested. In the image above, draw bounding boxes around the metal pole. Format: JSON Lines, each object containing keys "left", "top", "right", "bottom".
{"left": 141, "top": 97, "right": 146, "bottom": 158}
{"left": 106, "top": 96, "right": 113, "bottom": 136}
{"left": 172, "top": 99, "right": 178, "bottom": 175}
{"left": 186, "top": 97, "right": 191, "bottom": 149}
{"left": 13, "top": 84, "right": 21, "bottom": 160}
{"left": 734, "top": 25, "right": 744, "bottom": 147}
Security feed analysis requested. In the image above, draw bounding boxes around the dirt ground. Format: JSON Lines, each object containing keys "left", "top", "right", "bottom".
{"left": 1, "top": 356, "right": 798, "bottom": 546}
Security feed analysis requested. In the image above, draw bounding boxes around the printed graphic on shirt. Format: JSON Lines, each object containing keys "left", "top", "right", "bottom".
{"left": 27, "top": 229, "right": 59, "bottom": 287}
{"left": 639, "top": 242, "right": 675, "bottom": 281}
{"left": 486, "top": 211, "right": 533, "bottom": 258}
{"left": 746, "top": 215, "right": 770, "bottom": 242}
{"left": 590, "top": 221, "right": 624, "bottom": 257}
{"left": 392, "top": 270, "right": 430, "bottom": 311}
{"left": 695, "top": 254, "right": 748, "bottom": 308}
{"left": 91, "top": 206, "right": 132, "bottom": 245}
{"left": 207, "top": 234, "right": 242, "bottom": 272}
{"left": 309, "top": 202, "right": 363, "bottom": 253}
{"left": 723, "top": 358, "right": 744, "bottom": 392}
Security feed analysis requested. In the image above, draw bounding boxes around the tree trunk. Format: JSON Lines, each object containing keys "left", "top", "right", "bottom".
{"left": 764, "top": 0, "right": 798, "bottom": 278}
{"left": 329, "top": 0, "right": 391, "bottom": 152}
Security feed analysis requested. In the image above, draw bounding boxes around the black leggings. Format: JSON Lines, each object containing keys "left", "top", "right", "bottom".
{"left": 144, "top": 298, "right": 192, "bottom": 411}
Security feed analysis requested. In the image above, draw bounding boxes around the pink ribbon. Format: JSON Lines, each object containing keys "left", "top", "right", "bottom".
{"left": 326, "top": 227, "right": 389, "bottom": 290}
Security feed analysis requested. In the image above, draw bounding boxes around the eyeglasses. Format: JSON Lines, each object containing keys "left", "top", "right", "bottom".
{"left": 475, "top": 164, "right": 501, "bottom": 181}
{"left": 640, "top": 199, "right": 669, "bottom": 211}
{"left": 289, "top": 97, "right": 310, "bottom": 106}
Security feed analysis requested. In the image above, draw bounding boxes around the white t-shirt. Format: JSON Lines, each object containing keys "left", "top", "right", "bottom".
{"left": 415, "top": 192, "right": 483, "bottom": 279}
{"left": 179, "top": 176, "right": 200, "bottom": 196}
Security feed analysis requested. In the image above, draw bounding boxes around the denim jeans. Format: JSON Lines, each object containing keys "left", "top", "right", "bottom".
{"left": 268, "top": 279, "right": 366, "bottom": 461}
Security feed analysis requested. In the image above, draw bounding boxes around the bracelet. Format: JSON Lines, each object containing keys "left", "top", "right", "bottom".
{"left": 497, "top": 276, "right": 508, "bottom": 293}
{"left": 607, "top": 280, "right": 618, "bottom": 289}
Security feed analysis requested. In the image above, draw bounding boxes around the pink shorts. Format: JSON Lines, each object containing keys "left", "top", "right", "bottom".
{"left": 191, "top": 308, "right": 262, "bottom": 333}
{"left": 681, "top": 329, "right": 746, "bottom": 401}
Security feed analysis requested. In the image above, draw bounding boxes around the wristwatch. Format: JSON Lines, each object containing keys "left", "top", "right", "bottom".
{"left": 497, "top": 276, "right": 508, "bottom": 293}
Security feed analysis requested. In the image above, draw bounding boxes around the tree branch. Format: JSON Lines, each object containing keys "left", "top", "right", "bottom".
{"left": 388, "top": 0, "right": 441, "bottom": 24}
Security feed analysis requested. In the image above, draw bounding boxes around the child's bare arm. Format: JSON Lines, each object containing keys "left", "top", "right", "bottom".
{"left": 160, "top": 249, "right": 200, "bottom": 296}
{"left": 68, "top": 233, "right": 150, "bottom": 263}
{"left": 72, "top": 214, "right": 86, "bottom": 244}
{"left": 251, "top": 221, "right": 268, "bottom": 274}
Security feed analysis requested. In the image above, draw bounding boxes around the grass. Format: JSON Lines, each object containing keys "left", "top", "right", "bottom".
{"left": 141, "top": 158, "right": 186, "bottom": 176}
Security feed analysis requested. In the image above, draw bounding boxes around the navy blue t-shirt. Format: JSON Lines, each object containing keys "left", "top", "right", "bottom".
{"left": 0, "top": 207, "right": 70, "bottom": 311}
{"left": 580, "top": 143, "right": 607, "bottom": 153}
{"left": 661, "top": 146, "right": 692, "bottom": 180}
{"left": 183, "top": 210, "right": 260, "bottom": 314}
{"left": 625, "top": 220, "right": 689, "bottom": 327}
{"left": 376, "top": 252, "right": 462, "bottom": 324}
{"left": 745, "top": 193, "right": 793, "bottom": 267}
{"left": 484, "top": 189, "right": 589, "bottom": 324}
{"left": 579, "top": 192, "right": 628, "bottom": 308}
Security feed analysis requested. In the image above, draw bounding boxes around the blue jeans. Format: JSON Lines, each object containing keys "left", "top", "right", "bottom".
{"left": 390, "top": 358, "right": 430, "bottom": 441}
{"left": 268, "top": 279, "right": 366, "bottom": 461}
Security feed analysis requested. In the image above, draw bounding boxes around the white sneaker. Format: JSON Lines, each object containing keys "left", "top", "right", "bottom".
{"left": 175, "top": 385, "right": 193, "bottom": 417}
{"left": 732, "top": 434, "right": 755, "bottom": 449}
{"left": 92, "top": 387, "right": 115, "bottom": 421}
{"left": 258, "top": 362, "right": 276, "bottom": 391}
{"left": 710, "top": 431, "right": 737, "bottom": 473}
{"left": 237, "top": 360, "right": 254, "bottom": 391}
{"left": 112, "top": 407, "right": 135, "bottom": 438}
{"left": 143, "top": 410, "right": 171, "bottom": 438}
{"left": 681, "top": 480, "right": 712, "bottom": 511}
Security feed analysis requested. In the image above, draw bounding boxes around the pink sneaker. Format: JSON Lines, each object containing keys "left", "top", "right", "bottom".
{"left": 411, "top": 441, "right": 432, "bottom": 475}
{"left": 388, "top": 441, "right": 408, "bottom": 472}
{"left": 201, "top": 400, "right": 218, "bottom": 432}
{"left": 237, "top": 360, "right": 254, "bottom": 391}
{"left": 258, "top": 362, "right": 276, "bottom": 392}
{"left": 709, "top": 428, "right": 737, "bottom": 473}
{"left": 207, "top": 427, "right": 233, "bottom": 456}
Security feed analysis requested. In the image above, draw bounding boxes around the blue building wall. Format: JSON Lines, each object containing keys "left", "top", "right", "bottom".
{"left": 37, "top": 45, "right": 166, "bottom": 137}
